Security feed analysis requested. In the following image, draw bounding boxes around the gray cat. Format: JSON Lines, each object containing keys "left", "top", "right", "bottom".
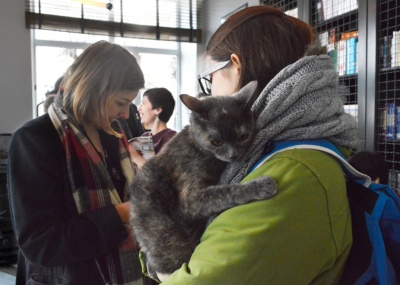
{"left": 129, "top": 81, "right": 277, "bottom": 278}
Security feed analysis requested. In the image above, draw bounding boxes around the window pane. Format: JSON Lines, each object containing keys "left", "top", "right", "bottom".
{"left": 139, "top": 53, "right": 178, "bottom": 130}
{"left": 35, "top": 46, "right": 82, "bottom": 116}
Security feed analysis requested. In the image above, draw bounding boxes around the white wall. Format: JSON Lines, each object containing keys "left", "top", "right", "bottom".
{"left": 197, "top": 0, "right": 260, "bottom": 73}
{"left": 0, "top": 0, "right": 33, "bottom": 134}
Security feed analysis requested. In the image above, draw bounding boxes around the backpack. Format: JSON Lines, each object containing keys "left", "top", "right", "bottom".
{"left": 252, "top": 139, "right": 400, "bottom": 285}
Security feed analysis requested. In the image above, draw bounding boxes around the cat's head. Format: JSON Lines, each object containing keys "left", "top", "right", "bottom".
{"left": 180, "top": 81, "right": 258, "bottom": 162}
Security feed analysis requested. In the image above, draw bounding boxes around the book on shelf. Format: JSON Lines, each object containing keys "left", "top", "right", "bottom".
{"left": 397, "top": 106, "right": 400, "bottom": 140}
{"left": 346, "top": 36, "right": 357, "bottom": 75}
{"left": 337, "top": 31, "right": 358, "bottom": 76}
{"left": 380, "top": 103, "right": 387, "bottom": 141}
{"left": 381, "top": 35, "right": 392, "bottom": 68}
{"left": 128, "top": 136, "right": 155, "bottom": 161}
{"left": 337, "top": 39, "right": 347, "bottom": 76}
{"left": 386, "top": 102, "right": 395, "bottom": 140}
{"left": 391, "top": 30, "right": 400, "bottom": 68}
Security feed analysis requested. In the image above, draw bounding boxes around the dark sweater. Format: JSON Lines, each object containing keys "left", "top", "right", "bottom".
{"left": 7, "top": 114, "right": 130, "bottom": 285}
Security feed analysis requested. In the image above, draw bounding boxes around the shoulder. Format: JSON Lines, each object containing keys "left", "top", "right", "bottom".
{"left": 12, "top": 114, "right": 57, "bottom": 143}
{"left": 252, "top": 148, "right": 345, "bottom": 185}
{"left": 155, "top": 128, "right": 177, "bottom": 141}
{"left": 163, "top": 128, "right": 177, "bottom": 138}
{"left": 11, "top": 114, "right": 61, "bottom": 155}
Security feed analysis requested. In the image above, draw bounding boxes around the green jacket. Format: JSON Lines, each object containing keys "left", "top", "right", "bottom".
{"left": 158, "top": 148, "right": 352, "bottom": 284}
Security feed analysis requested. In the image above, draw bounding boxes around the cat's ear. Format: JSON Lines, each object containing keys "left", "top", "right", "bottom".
{"left": 233, "top": 80, "right": 259, "bottom": 108}
{"left": 180, "top": 94, "right": 204, "bottom": 113}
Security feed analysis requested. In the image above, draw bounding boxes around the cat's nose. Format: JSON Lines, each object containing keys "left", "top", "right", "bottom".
{"left": 229, "top": 154, "right": 238, "bottom": 160}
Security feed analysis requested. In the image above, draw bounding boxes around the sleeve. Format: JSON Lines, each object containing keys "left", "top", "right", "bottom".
{"left": 161, "top": 149, "right": 351, "bottom": 284}
{"left": 7, "top": 122, "right": 129, "bottom": 267}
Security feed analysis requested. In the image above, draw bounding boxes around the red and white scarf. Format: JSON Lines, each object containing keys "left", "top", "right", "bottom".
{"left": 48, "top": 99, "right": 140, "bottom": 285}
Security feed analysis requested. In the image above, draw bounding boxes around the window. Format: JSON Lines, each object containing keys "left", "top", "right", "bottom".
{"left": 25, "top": 0, "right": 202, "bottom": 43}
{"left": 33, "top": 29, "right": 196, "bottom": 131}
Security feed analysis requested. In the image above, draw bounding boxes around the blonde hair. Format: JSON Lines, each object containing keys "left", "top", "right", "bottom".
{"left": 63, "top": 41, "right": 144, "bottom": 136}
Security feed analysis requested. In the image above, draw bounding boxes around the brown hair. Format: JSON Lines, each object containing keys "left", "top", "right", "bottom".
{"left": 63, "top": 40, "right": 145, "bottom": 136}
{"left": 206, "top": 6, "right": 315, "bottom": 95}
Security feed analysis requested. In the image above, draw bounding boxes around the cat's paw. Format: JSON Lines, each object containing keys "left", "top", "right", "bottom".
{"left": 244, "top": 176, "right": 277, "bottom": 200}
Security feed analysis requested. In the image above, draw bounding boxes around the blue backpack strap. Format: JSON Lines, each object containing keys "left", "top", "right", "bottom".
{"left": 251, "top": 139, "right": 372, "bottom": 187}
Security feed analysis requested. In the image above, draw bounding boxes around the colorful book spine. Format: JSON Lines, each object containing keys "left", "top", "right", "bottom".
{"left": 396, "top": 106, "right": 400, "bottom": 140}
{"left": 391, "top": 31, "right": 399, "bottom": 67}
{"left": 337, "top": 40, "right": 346, "bottom": 76}
{"left": 386, "top": 102, "right": 395, "bottom": 140}
{"left": 346, "top": 37, "right": 357, "bottom": 75}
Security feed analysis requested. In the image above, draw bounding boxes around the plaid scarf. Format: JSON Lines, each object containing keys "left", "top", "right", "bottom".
{"left": 48, "top": 97, "right": 140, "bottom": 285}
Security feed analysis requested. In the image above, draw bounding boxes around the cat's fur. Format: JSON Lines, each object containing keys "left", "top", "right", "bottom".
{"left": 129, "top": 81, "right": 277, "bottom": 278}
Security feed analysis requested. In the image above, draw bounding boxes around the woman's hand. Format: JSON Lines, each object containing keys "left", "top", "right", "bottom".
{"left": 115, "top": 201, "right": 131, "bottom": 224}
{"left": 129, "top": 146, "right": 147, "bottom": 169}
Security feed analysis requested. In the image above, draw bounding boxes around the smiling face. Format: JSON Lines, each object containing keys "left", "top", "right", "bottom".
{"left": 107, "top": 90, "right": 139, "bottom": 122}
{"left": 138, "top": 95, "right": 159, "bottom": 129}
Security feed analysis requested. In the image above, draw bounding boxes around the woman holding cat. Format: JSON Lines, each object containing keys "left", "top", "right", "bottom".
{"left": 8, "top": 41, "right": 145, "bottom": 285}
{"left": 162, "top": 5, "right": 358, "bottom": 284}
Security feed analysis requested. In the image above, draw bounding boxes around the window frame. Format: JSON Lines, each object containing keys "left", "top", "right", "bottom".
{"left": 32, "top": 30, "right": 185, "bottom": 131}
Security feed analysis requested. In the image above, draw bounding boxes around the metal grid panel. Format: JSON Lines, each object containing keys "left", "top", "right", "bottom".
{"left": 376, "top": 0, "right": 400, "bottom": 173}
{"left": 260, "top": 0, "right": 298, "bottom": 17}
{"left": 310, "top": 0, "right": 359, "bottom": 120}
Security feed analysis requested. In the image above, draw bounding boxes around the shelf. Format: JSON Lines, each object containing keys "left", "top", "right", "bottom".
{"left": 313, "top": 9, "right": 358, "bottom": 33}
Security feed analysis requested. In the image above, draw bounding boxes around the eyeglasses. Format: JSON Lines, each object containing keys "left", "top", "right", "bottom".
{"left": 197, "top": 60, "right": 230, "bottom": 95}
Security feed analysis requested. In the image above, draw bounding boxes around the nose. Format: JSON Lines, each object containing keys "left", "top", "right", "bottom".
{"left": 227, "top": 148, "right": 238, "bottom": 161}
{"left": 118, "top": 107, "right": 130, "bottom": 120}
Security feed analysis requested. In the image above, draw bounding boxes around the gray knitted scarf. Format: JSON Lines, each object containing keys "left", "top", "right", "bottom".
{"left": 220, "top": 54, "right": 359, "bottom": 184}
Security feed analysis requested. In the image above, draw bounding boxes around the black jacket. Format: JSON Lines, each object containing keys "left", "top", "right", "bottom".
{"left": 8, "top": 114, "right": 130, "bottom": 285}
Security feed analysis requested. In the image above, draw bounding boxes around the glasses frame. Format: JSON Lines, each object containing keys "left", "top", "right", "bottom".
{"left": 197, "top": 60, "right": 230, "bottom": 95}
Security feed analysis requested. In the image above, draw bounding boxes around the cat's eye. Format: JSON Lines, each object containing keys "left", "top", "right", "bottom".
{"left": 238, "top": 133, "right": 250, "bottom": 142}
{"left": 211, "top": 139, "right": 224, "bottom": 146}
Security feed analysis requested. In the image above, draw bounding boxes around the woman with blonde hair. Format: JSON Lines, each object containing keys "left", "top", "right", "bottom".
{"left": 8, "top": 41, "right": 145, "bottom": 285}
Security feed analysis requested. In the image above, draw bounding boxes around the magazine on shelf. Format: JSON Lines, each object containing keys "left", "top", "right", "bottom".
{"left": 128, "top": 136, "right": 155, "bottom": 160}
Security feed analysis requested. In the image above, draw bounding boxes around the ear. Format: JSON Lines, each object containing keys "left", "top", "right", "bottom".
{"left": 230, "top": 53, "right": 241, "bottom": 75}
{"left": 231, "top": 53, "right": 242, "bottom": 71}
{"left": 180, "top": 94, "right": 204, "bottom": 113}
{"left": 233, "top": 81, "right": 258, "bottom": 107}
{"left": 154, "top": 107, "right": 162, "bottom": 115}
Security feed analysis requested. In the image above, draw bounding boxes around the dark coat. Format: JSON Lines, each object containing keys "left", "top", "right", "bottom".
{"left": 7, "top": 114, "right": 130, "bottom": 285}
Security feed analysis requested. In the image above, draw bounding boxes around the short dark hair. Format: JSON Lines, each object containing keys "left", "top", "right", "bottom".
{"left": 143, "top": 88, "right": 175, "bottom": 123}
{"left": 349, "top": 151, "right": 389, "bottom": 184}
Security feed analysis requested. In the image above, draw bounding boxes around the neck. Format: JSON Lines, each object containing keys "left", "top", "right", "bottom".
{"left": 151, "top": 121, "right": 167, "bottom": 135}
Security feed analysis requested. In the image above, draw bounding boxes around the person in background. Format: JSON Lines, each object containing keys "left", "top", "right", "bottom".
{"left": 43, "top": 76, "right": 64, "bottom": 113}
{"left": 120, "top": 103, "right": 145, "bottom": 139}
{"left": 130, "top": 87, "right": 176, "bottom": 167}
{"left": 349, "top": 150, "right": 389, "bottom": 184}
{"left": 8, "top": 40, "right": 146, "bottom": 285}
{"left": 160, "top": 5, "right": 358, "bottom": 284}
